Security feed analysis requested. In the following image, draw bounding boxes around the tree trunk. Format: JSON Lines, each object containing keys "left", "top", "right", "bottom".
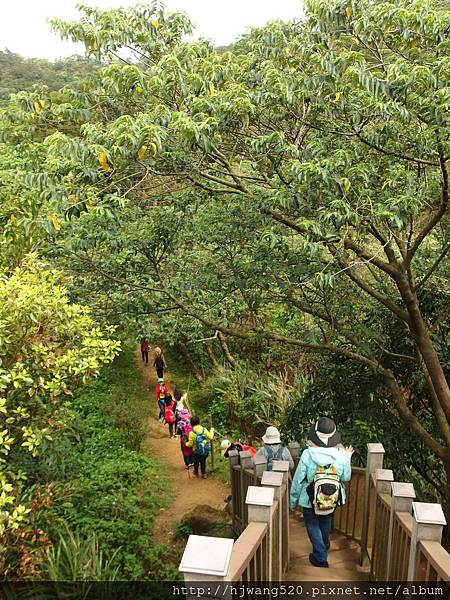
{"left": 206, "top": 343, "right": 220, "bottom": 369}
{"left": 444, "top": 459, "right": 450, "bottom": 547}
{"left": 395, "top": 272, "right": 450, "bottom": 420}
{"left": 177, "top": 342, "right": 204, "bottom": 384}
{"left": 218, "top": 331, "right": 237, "bottom": 367}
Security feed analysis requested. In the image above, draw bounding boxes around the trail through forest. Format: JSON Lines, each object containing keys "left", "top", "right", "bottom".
{"left": 136, "top": 349, "right": 229, "bottom": 546}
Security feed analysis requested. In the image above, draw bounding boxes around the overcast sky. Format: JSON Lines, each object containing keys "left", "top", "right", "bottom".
{"left": 1, "top": 0, "right": 304, "bottom": 60}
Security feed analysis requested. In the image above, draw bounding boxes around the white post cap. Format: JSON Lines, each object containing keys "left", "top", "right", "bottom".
{"left": 391, "top": 482, "right": 416, "bottom": 498}
{"left": 272, "top": 460, "right": 290, "bottom": 472}
{"left": 412, "top": 502, "right": 446, "bottom": 525}
{"left": 179, "top": 535, "right": 234, "bottom": 576}
{"left": 367, "top": 443, "right": 385, "bottom": 453}
{"left": 253, "top": 455, "right": 268, "bottom": 466}
{"left": 376, "top": 468, "right": 394, "bottom": 481}
{"left": 246, "top": 485, "right": 274, "bottom": 507}
{"left": 261, "top": 471, "right": 284, "bottom": 487}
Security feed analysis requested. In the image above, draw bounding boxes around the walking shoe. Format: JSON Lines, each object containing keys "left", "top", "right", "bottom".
{"left": 202, "top": 474, "right": 207, "bottom": 479}
{"left": 309, "top": 553, "right": 328, "bottom": 568}
{"left": 193, "top": 472, "right": 199, "bottom": 478}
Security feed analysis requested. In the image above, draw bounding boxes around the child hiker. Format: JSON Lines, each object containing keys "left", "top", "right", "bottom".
{"left": 163, "top": 394, "right": 177, "bottom": 438}
{"left": 176, "top": 408, "right": 194, "bottom": 469}
{"left": 155, "top": 378, "right": 168, "bottom": 423}
{"left": 186, "top": 416, "right": 214, "bottom": 479}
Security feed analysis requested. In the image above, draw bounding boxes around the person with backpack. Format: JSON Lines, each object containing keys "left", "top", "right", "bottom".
{"left": 155, "top": 378, "right": 168, "bottom": 423}
{"left": 140, "top": 338, "right": 149, "bottom": 364}
{"left": 252, "top": 426, "right": 294, "bottom": 471}
{"left": 290, "top": 417, "right": 353, "bottom": 569}
{"left": 153, "top": 347, "right": 166, "bottom": 379}
{"left": 186, "top": 416, "right": 214, "bottom": 479}
{"left": 163, "top": 393, "right": 177, "bottom": 438}
{"left": 221, "top": 439, "right": 257, "bottom": 458}
{"left": 176, "top": 408, "right": 194, "bottom": 468}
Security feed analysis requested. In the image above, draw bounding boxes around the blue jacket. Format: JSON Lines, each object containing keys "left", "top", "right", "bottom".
{"left": 289, "top": 446, "right": 352, "bottom": 509}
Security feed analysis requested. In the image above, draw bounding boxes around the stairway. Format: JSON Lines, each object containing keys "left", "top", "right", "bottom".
{"left": 285, "top": 514, "right": 369, "bottom": 581}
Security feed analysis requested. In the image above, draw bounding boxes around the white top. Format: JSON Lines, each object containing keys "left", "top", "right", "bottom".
{"left": 413, "top": 502, "right": 446, "bottom": 525}
{"left": 179, "top": 535, "right": 234, "bottom": 576}
{"left": 246, "top": 485, "right": 274, "bottom": 506}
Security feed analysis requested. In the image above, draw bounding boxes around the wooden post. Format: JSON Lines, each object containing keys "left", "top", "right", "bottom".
{"left": 407, "top": 502, "right": 446, "bottom": 581}
{"left": 273, "top": 460, "right": 290, "bottom": 572}
{"left": 240, "top": 450, "right": 254, "bottom": 527}
{"left": 288, "top": 442, "right": 300, "bottom": 469}
{"left": 228, "top": 450, "right": 240, "bottom": 534}
{"left": 253, "top": 455, "right": 267, "bottom": 479}
{"left": 386, "top": 482, "right": 415, "bottom": 580}
{"left": 246, "top": 485, "right": 275, "bottom": 581}
{"left": 261, "top": 470, "right": 284, "bottom": 581}
{"left": 360, "top": 443, "right": 385, "bottom": 566}
{"left": 375, "top": 468, "right": 394, "bottom": 494}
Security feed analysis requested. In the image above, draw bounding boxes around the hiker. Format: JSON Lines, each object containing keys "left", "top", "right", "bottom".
{"left": 186, "top": 416, "right": 214, "bottom": 479}
{"left": 289, "top": 417, "right": 353, "bottom": 569}
{"left": 140, "top": 338, "right": 149, "bottom": 364}
{"left": 153, "top": 347, "right": 166, "bottom": 379}
{"left": 173, "top": 387, "right": 187, "bottom": 424}
{"left": 176, "top": 408, "right": 194, "bottom": 468}
{"left": 221, "top": 439, "right": 257, "bottom": 458}
{"left": 252, "top": 426, "right": 294, "bottom": 471}
{"left": 163, "top": 393, "right": 177, "bottom": 438}
{"left": 155, "top": 378, "right": 168, "bottom": 422}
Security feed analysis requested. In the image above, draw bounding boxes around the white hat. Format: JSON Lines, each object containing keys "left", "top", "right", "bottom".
{"left": 262, "top": 426, "right": 281, "bottom": 444}
{"left": 221, "top": 439, "right": 231, "bottom": 450}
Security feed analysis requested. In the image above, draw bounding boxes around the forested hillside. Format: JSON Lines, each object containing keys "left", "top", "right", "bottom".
{"left": 0, "top": 0, "right": 449, "bottom": 580}
{"left": 0, "top": 50, "right": 99, "bottom": 101}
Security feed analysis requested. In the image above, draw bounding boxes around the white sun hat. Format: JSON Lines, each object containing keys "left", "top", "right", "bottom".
{"left": 262, "top": 426, "right": 281, "bottom": 444}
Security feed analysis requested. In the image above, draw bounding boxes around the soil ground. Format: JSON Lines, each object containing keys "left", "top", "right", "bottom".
{"left": 136, "top": 349, "right": 229, "bottom": 546}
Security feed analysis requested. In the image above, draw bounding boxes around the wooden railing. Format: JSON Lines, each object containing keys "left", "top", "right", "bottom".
{"left": 179, "top": 441, "right": 450, "bottom": 585}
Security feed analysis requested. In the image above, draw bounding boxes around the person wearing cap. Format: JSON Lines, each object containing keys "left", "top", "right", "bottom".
{"left": 290, "top": 417, "right": 354, "bottom": 568}
{"left": 220, "top": 439, "right": 257, "bottom": 459}
{"left": 252, "top": 426, "right": 294, "bottom": 471}
{"left": 155, "top": 378, "right": 168, "bottom": 423}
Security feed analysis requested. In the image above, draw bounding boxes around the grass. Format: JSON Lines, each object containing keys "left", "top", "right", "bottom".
{"left": 37, "top": 349, "right": 177, "bottom": 580}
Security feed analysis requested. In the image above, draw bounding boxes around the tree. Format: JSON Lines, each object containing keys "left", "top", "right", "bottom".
{"left": 1, "top": 0, "right": 449, "bottom": 516}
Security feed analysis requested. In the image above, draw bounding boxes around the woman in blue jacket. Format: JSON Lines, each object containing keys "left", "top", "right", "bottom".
{"left": 290, "top": 417, "right": 354, "bottom": 568}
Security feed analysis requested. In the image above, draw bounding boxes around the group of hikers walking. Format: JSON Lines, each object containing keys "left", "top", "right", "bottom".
{"left": 141, "top": 338, "right": 214, "bottom": 479}
{"left": 140, "top": 338, "right": 354, "bottom": 569}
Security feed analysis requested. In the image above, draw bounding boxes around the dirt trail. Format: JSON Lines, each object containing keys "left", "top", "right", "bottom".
{"left": 136, "top": 349, "right": 229, "bottom": 546}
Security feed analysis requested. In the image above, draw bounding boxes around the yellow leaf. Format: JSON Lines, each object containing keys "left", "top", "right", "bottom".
{"left": 98, "top": 151, "right": 112, "bottom": 172}
{"left": 151, "top": 18, "right": 160, "bottom": 30}
{"left": 49, "top": 214, "right": 60, "bottom": 231}
{"left": 149, "top": 142, "right": 157, "bottom": 156}
{"left": 346, "top": 4, "right": 351, "bottom": 18}
{"left": 334, "top": 91, "right": 342, "bottom": 102}
{"left": 137, "top": 145, "right": 148, "bottom": 159}
{"left": 91, "top": 41, "right": 98, "bottom": 51}
{"left": 341, "top": 178, "right": 352, "bottom": 193}
{"left": 34, "top": 101, "right": 42, "bottom": 114}
{"left": 209, "top": 83, "right": 215, "bottom": 96}
{"left": 136, "top": 84, "right": 143, "bottom": 94}
{"left": 40, "top": 99, "right": 48, "bottom": 109}
{"left": 68, "top": 194, "right": 78, "bottom": 203}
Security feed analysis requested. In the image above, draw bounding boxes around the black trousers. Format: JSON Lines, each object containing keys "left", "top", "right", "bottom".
{"left": 141, "top": 350, "right": 148, "bottom": 363}
{"left": 156, "top": 367, "right": 164, "bottom": 378}
{"left": 193, "top": 454, "right": 207, "bottom": 476}
{"left": 168, "top": 421, "right": 174, "bottom": 436}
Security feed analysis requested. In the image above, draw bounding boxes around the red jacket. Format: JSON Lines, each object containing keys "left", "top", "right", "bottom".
{"left": 155, "top": 383, "right": 168, "bottom": 401}
{"left": 164, "top": 401, "right": 176, "bottom": 423}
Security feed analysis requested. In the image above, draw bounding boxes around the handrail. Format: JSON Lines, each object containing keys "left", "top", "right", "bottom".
{"left": 227, "top": 522, "right": 268, "bottom": 581}
{"left": 417, "top": 540, "right": 450, "bottom": 582}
